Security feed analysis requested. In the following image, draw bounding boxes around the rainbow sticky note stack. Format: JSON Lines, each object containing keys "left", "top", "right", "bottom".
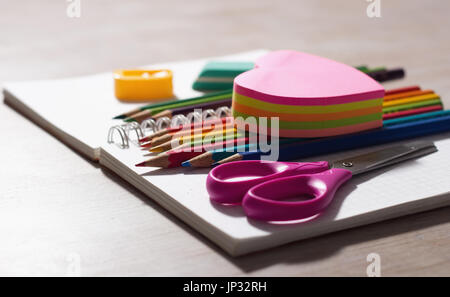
{"left": 232, "top": 50, "right": 385, "bottom": 137}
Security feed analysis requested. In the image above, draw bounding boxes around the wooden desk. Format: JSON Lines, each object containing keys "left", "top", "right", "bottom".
{"left": 1, "top": 0, "right": 449, "bottom": 276}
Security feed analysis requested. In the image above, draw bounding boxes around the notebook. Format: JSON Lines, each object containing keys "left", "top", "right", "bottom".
{"left": 3, "top": 50, "right": 450, "bottom": 256}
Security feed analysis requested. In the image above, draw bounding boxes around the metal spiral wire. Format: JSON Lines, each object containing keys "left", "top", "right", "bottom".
{"left": 107, "top": 106, "right": 231, "bottom": 148}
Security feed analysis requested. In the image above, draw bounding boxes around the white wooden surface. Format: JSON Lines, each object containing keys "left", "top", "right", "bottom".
{"left": 1, "top": 0, "right": 450, "bottom": 276}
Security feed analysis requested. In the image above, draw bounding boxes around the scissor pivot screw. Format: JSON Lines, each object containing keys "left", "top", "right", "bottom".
{"left": 342, "top": 161, "right": 353, "bottom": 167}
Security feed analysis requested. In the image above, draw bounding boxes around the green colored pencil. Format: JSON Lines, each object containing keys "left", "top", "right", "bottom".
{"left": 182, "top": 138, "right": 304, "bottom": 167}
{"left": 113, "top": 89, "right": 232, "bottom": 120}
{"left": 383, "top": 98, "right": 442, "bottom": 113}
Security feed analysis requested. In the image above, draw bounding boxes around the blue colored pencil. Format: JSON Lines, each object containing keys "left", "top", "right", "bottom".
{"left": 383, "top": 109, "right": 450, "bottom": 126}
{"left": 181, "top": 138, "right": 304, "bottom": 167}
{"left": 214, "top": 110, "right": 450, "bottom": 164}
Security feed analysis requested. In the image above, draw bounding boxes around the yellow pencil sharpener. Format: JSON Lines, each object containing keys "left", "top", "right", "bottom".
{"left": 113, "top": 69, "right": 174, "bottom": 102}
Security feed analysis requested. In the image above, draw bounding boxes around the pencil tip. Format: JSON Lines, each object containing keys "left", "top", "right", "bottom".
{"left": 135, "top": 161, "right": 147, "bottom": 167}
{"left": 113, "top": 115, "right": 125, "bottom": 120}
{"left": 181, "top": 161, "right": 191, "bottom": 167}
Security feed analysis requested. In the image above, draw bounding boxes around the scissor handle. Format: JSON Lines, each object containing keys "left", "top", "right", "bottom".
{"left": 242, "top": 168, "right": 353, "bottom": 221}
{"left": 206, "top": 160, "right": 330, "bottom": 204}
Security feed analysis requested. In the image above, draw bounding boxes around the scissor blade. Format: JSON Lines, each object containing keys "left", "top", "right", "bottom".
{"left": 330, "top": 141, "right": 437, "bottom": 175}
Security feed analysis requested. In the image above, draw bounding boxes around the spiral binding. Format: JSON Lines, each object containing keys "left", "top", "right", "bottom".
{"left": 107, "top": 106, "right": 231, "bottom": 148}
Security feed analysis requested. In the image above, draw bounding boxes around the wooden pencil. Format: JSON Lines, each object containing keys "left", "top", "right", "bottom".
{"left": 382, "top": 93, "right": 439, "bottom": 108}
{"left": 124, "top": 92, "right": 232, "bottom": 122}
{"left": 382, "top": 109, "right": 450, "bottom": 126}
{"left": 383, "top": 89, "right": 433, "bottom": 101}
{"left": 182, "top": 143, "right": 259, "bottom": 168}
{"left": 384, "top": 85, "right": 420, "bottom": 96}
{"left": 113, "top": 89, "right": 232, "bottom": 119}
{"left": 135, "top": 137, "right": 249, "bottom": 168}
{"left": 383, "top": 98, "right": 442, "bottom": 113}
{"left": 138, "top": 117, "right": 233, "bottom": 143}
{"left": 151, "top": 98, "right": 231, "bottom": 120}
{"left": 382, "top": 104, "right": 442, "bottom": 120}
{"left": 141, "top": 121, "right": 236, "bottom": 148}
{"left": 182, "top": 138, "right": 304, "bottom": 167}
{"left": 149, "top": 128, "right": 241, "bottom": 153}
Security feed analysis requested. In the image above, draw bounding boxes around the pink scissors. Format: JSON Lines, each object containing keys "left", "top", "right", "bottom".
{"left": 206, "top": 141, "right": 437, "bottom": 221}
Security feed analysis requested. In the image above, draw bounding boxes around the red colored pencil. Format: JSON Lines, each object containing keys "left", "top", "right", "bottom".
{"left": 385, "top": 85, "right": 420, "bottom": 96}
{"left": 383, "top": 104, "right": 443, "bottom": 120}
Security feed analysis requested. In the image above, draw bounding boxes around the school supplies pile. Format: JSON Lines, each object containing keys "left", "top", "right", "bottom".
{"left": 4, "top": 49, "right": 450, "bottom": 256}
{"left": 115, "top": 54, "right": 406, "bottom": 127}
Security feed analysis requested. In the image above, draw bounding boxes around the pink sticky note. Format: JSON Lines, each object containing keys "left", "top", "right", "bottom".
{"left": 234, "top": 50, "right": 385, "bottom": 106}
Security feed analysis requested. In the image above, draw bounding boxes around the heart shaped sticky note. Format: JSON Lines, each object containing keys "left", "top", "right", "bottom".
{"left": 232, "top": 50, "right": 385, "bottom": 137}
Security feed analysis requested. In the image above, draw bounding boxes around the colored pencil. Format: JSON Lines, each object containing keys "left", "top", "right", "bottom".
{"left": 383, "top": 104, "right": 443, "bottom": 120}
{"left": 141, "top": 121, "right": 236, "bottom": 148}
{"left": 151, "top": 98, "right": 231, "bottom": 120}
{"left": 123, "top": 92, "right": 232, "bottom": 122}
{"left": 385, "top": 85, "right": 420, "bottom": 96}
{"left": 383, "top": 93, "right": 440, "bottom": 108}
{"left": 149, "top": 128, "right": 242, "bottom": 153}
{"left": 214, "top": 110, "right": 450, "bottom": 165}
{"left": 382, "top": 109, "right": 450, "bottom": 126}
{"left": 383, "top": 98, "right": 442, "bottom": 113}
{"left": 113, "top": 89, "right": 232, "bottom": 119}
{"left": 138, "top": 117, "right": 233, "bottom": 143}
{"left": 384, "top": 89, "right": 433, "bottom": 101}
{"left": 136, "top": 137, "right": 250, "bottom": 168}
{"left": 181, "top": 143, "right": 258, "bottom": 168}
{"left": 182, "top": 137, "right": 305, "bottom": 167}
